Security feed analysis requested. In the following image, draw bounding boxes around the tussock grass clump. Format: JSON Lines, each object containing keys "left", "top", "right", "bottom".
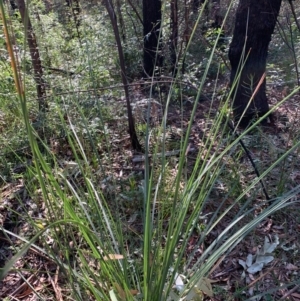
{"left": 1, "top": 1, "right": 300, "bottom": 300}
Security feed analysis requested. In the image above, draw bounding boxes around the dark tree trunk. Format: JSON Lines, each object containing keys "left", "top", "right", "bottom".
{"left": 170, "top": 0, "right": 178, "bottom": 74}
{"left": 16, "top": 0, "right": 48, "bottom": 113}
{"left": 103, "top": 0, "right": 142, "bottom": 151}
{"left": 115, "top": 0, "right": 126, "bottom": 42}
{"left": 229, "top": 0, "right": 282, "bottom": 125}
{"left": 211, "top": 0, "right": 222, "bottom": 28}
{"left": 143, "top": 0, "right": 162, "bottom": 76}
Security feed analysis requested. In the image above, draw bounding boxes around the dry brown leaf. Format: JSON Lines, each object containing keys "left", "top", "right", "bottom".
{"left": 114, "top": 283, "right": 126, "bottom": 300}
{"left": 103, "top": 254, "right": 124, "bottom": 260}
{"left": 113, "top": 283, "right": 139, "bottom": 300}
{"left": 286, "top": 263, "right": 298, "bottom": 271}
{"left": 196, "top": 277, "right": 213, "bottom": 297}
{"left": 130, "top": 289, "right": 139, "bottom": 296}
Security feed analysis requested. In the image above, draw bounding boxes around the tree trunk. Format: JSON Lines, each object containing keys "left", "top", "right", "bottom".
{"left": 211, "top": 0, "right": 222, "bottom": 28}
{"left": 170, "top": 0, "right": 178, "bottom": 74}
{"left": 228, "top": 0, "right": 282, "bottom": 125}
{"left": 16, "top": 0, "right": 48, "bottom": 113}
{"left": 143, "top": 0, "right": 162, "bottom": 76}
{"left": 103, "top": 0, "right": 142, "bottom": 151}
{"left": 115, "top": 0, "right": 126, "bottom": 42}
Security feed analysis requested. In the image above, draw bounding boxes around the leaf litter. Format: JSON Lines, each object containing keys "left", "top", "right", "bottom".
{"left": 1, "top": 83, "right": 300, "bottom": 300}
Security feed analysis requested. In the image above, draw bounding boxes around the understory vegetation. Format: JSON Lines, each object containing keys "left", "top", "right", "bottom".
{"left": 0, "top": 0, "right": 300, "bottom": 300}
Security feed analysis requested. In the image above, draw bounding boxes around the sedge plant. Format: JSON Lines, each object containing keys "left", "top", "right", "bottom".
{"left": 0, "top": 1, "right": 299, "bottom": 300}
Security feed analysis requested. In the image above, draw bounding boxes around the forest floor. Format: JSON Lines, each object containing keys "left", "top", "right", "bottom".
{"left": 0, "top": 83, "right": 300, "bottom": 300}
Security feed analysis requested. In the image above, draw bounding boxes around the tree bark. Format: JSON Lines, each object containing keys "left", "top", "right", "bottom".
{"left": 17, "top": 0, "right": 48, "bottom": 113}
{"left": 115, "top": 0, "right": 126, "bottom": 42}
{"left": 103, "top": 0, "right": 142, "bottom": 151}
{"left": 143, "top": 0, "right": 162, "bottom": 76}
{"left": 211, "top": 0, "right": 222, "bottom": 28}
{"left": 170, "top": 0, "right": 178, "bottom": 73}
{"left": 229, "top": 0, "right": 282, "bottom": 125}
